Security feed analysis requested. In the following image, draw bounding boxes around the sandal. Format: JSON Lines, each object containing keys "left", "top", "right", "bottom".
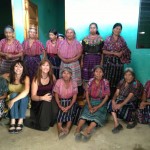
{"left": 112, "top": 124, "right": 123, "bottom": 134}
{"left": 9, "top": 124, "right": 16, "bottom": 134}
{"left": 126, "top": 121, "right": 137, "bottom": 129}
{"left": 80, "top": 130, "right": 92, "bottom": 141}
{"left": 16, "top": 124, "right": 23, "bottom": 133}
{"left": 74, "top": 131, "right": 82, "bottom": 141}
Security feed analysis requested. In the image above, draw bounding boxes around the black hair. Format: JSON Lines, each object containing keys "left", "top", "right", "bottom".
{"left": 113, "top": 23, "right": 122, "bottom": 30}
{"left": 89, "top": 22, "right": 100, "bottom": 35}
{"left": 4, "top": 25, "right": 14, "bottom": 32}
{"left": 58, "top": 33, "right": 65, "bottom": 39}
{"left": 49, "top": 28, "right": 58, "bottom": 36}
{"left": 93, "top": 65, "right": 104, "bottom": 73}
{"left": 10, "top": 60, "right": 28, "bottom": 84}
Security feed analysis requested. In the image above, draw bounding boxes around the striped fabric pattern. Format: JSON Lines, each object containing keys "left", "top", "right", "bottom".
{"left": 60, "top": 61, "right": 82, "bottom": 86}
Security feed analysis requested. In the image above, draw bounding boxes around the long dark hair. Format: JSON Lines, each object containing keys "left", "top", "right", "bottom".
{"left": 34, "top": 59, "right": 54, "bottom": 85}
{"left": 10, "top": 60, "right": 28, "bottom": 84}
{"left": 89, "top": 22, "right": 100, "bottom": 35}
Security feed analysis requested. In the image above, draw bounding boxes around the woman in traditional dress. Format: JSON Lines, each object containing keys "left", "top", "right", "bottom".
{"left": 7, "top": 60, "right": 30, "bottom": 133}
{"left": 24, "top": 59, "right": 58, "bottom": 131}
{"left": 81, "top": 23, "right": 104, "bottom": 87}
{"left": 46, "top": 29, "right": 61, "bottom": 79}
{"left": 53, "top": 67, "right": 78, "bottom": 138}
{"left": 0, "top": 25, "right": 23, "bottom": 74}
{"left": 107, "top": 68, "right": 143, "bottom": 133}
{"left": 75, "top": 65, "right": 110, "bottom": 140}
{"left": 137, "top": 80, "right": 150, "bottom": 124}
{"left": 102, "top": 23, "right": 131, "bottom": 97}
{"left": 0, "top": 77, "right": 8, "bottom": 120}
{"left": 22, "top": 26, "right": 45, "bottom": 82}
{"left": 58, "top": 28, "right": 82, "bottom": 87}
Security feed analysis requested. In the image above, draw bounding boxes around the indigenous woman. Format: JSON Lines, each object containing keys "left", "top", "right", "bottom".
{"left": 75, "top": 65, "right": 110, "bottom": 140}
{"left": 138, "top": 80, "right": 150, "bottom": 124}
{"left": 58, "top": 28, "right": 82, "bottom": 87}
{"left": 53, "top": 67, "right": 78, "bottom": 138}
{"left": 24, "top": 59, "right": 58, "bottom": 131}
{"left": 7, "top": 60, "right": 30, "bottom": 133}
{"left": 46, "top": 29, "right": 61, "bottom": 79}
{"left": 0, "top": 25, "right": 23, "bottom": 74}
{"left": 107, "top": 68, "right": 143, "bottom": 133}
{"left": 22, "top": 25, "right": 45, "bottom": 82}
{"left": 82, "top": 23, "right": 104, "bottom": 86}
{"left": 103, "top": 23, "right": 131, "bottom": 97}
{"left": 0, "top": 77, "right": 8, "bottom": 120}
{"left": 58, "top": 33, "right": 65, "bottom": 41}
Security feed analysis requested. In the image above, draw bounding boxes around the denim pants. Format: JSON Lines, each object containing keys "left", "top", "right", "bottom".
{"left": 10, "top": 92, "right": 29, "bottom": 119}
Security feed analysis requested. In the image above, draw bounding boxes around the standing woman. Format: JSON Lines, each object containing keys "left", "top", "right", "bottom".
{"left": 0, "top": 25, "right": 23, "bottom": 74}
{"left": 58, "top": 28, "right": 82, "bottom": 87}
{"left": 46, "top": 29, "right": 61, "bottom": 79}
{"left": 82, "top": 23, "right": 104, "bottom": 87}
{"left": 24, "top": 59, "right": 58, "bottom": 131}
{"left": 7, "top": 60, "right": 30, "bottom": 133}
{"left": 103, "top": 23, "right": 131, "bottom": 97}
{"left": 22, "top": 25, "right": 45, "bottom": 82}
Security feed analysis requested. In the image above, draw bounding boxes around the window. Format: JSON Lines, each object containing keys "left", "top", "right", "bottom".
{"left": 137, "top": 0, "right": 150, "bottom": 48}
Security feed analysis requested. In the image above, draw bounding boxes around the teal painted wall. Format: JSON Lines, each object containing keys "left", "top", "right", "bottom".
{"left": 31, "top": 0, "right": 65, "bottom": 46}
{"left": 65, "top": 0, "right": 150, "bottom": 85}
{"left": 0, "top": 0, "right": 13, "bottom": 39}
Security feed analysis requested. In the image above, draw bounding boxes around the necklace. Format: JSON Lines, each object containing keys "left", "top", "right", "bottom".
{"left": 41, "top": 76, "right": 48, "bottom": 79}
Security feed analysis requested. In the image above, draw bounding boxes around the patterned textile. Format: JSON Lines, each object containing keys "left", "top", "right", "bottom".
{"left": 107, "top": 79, "right": 143, "bottom": 122}
{"left": 57, "top": 98, "right": 76, "bottom": 123}
{"left": 0, "top": 77, "right": 8, "bottom": 117}
{"left": 22, "top": 39, "right": 44, "bottom": 56}
{"left": 58, "top": 39, "right": 82, "bottom": 59}
{"left": 137, "top": 80, "right": 150, "bottom": 124}
{"left": 103, "top": 36, "right": 131, "bottom": 88}
{"left": 53, "top": 79, "right": 78, "bottom": 99}
{"left": 24, "top": 55, "right": 41, "bottom": 82}
{"left": 0, "top": 38, "right": 23, "bottom": 74}
{"left": 59, "top": 61, "right": 82, "bottom": 86}
{"left": 82, "top": 35, "right": 103, "bottom": 81}
{"left": 79, "top": 99, "right": 108, "bottom": 126}
{"left": 87, "top": 78, "right": 110, "bottom": 99}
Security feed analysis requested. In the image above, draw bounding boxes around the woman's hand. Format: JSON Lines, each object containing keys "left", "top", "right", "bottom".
{"left": 8, "top": 100, "right": 14, "bottom": 109}
{"left": 63, "top": 106, "right": 71, "bottom": 112}
{"left": 114, "top": 103, "right": 122, "bottom": 110}
{"left": 114, "top": 51, "right": 123, "bottom": 58}
{"left": 42, "top": 93, "right": 52, "bottom": 102}
{"left": 139, "top": 101, "right": 147, "bottom": 109}
{"left": 92, "top": 106, "right": 99, "bottom": 113}
{"left": 5, "top": 53, "right": 13, "bottom": 60}
{"left": 112, "top": 100, "right": 117, "bottom": 111}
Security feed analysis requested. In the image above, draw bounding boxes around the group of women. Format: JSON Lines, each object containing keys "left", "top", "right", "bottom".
{"left": 0, "top": 22, "right": 149, "bottom": 141}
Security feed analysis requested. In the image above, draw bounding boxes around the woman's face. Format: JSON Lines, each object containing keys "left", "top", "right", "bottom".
{"left": 28, "top": 29, "right": 36, "bottom": 39}
{"left": 5, "top": 30, "right": 14, "bottom": 40}
{"left": 94, "top": 68, "right": 103, "bottom": 80}
{"left": 14, "top": 63, "right": 23, "bottom": 75}
{"left": 58, "top": 36, "right": 64, "bottom": 41}
{"left": 90, "top": 24, "right": 97, "bottom": 35}
{"left": 62, "top": 70, "right": 72, "bottom": 81}
{"left": 124, "top": 71, "right": 134, "bottom": 83}
{"left": 113, "top": 26, "right": 122, "bottom": 36}
{"left": 41, "top": 62, "right": 50, "bottom": 74}
{"left": 66, "top": 29, "right": 75, "bottom": 40}
{"left": 49, "top": 32, "right": 57, "bottom": 41}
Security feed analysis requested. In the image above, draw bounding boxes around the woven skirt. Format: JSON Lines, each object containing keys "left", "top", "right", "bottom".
{"left": 59, "top": 61, "right": 82, "bottom": 86}
{"left": 79, "top": 99, "right": 108, "bottom": 126}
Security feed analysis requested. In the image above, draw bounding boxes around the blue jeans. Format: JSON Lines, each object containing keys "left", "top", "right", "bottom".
{"left": 10, "top": 93, "right": 29, "bottom": 119}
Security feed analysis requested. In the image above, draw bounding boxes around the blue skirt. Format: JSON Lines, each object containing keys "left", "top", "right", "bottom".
{"left": 79, "top": 99, "right": 107, "bottom": 126}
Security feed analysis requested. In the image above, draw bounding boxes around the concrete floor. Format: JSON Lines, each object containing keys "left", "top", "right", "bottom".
{"left": 0, "top": 110, "right": 150, "bottom": 150}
